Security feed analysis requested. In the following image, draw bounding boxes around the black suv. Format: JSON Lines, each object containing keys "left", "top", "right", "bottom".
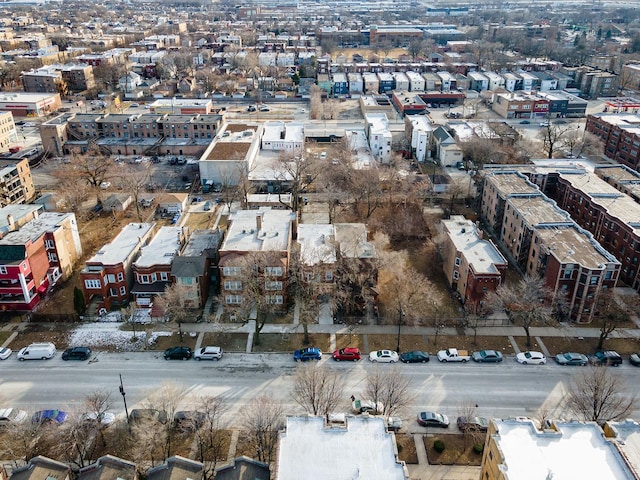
{"left": 62, "top": 346, "right": 92, "bottom": 361}
{"left": 163, "top": 346, "right": 193, "bottom": 360}
{"left": 588, "top": 350, "right": 622, "bottom": 366}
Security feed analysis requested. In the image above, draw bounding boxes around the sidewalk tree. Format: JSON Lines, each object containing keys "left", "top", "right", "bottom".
{"left": 156, "top": 283, "right": 193, "bottom": 341}
{"left": 144, "top": 382, "right": 187, "bottom": 459}
{"left": 193, "top": 395, "right": 229, "bottom": 480}
{"left": 0, "top": 413, "right": 46, "bottom": 466}
{"left": 291, "top": 364, "right": 344, "bottom": 416}
{"left": 595, "top": 291, "right": 631, "bottom": 351}
{"left": 457, "top": 400, "right": 484, "bottom": 449}
{"left": 364, "top": 365, "right": 414, "bottom": 418}
{"left": 538, "top": 122, "right": 576, "bottom": 159}
{"left": 487, "top": 275, "right": 553, "bottom": 348}
{"left": 566, "top": 366, "right": 636, "bottom": 423}
{"left": 241, "top": 395, "right": 284, "bottom": 464}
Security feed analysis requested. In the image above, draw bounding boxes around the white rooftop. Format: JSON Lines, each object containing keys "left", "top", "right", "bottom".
{"left": 442, "top": 216, "right": 507, "bottom": 274}
{"left": 0, "top": 212, "right": 73, "bottom": 245}
{"left": 134, "top": 226, "right": 182, "bottom": 268}
{"left": 492, "top": 420, "right": 635, "bottom": 480}
{"left": 277, "top": 416, "right": 407, "bottom": 480}
{"left": 297, "top": 224, "right": 336, "bottom": 266}
{"left": 221, "top": 208, "right": 295, "bottom": 252}
{"left": 87, "top": 223, "right": 154, "bottom": 266}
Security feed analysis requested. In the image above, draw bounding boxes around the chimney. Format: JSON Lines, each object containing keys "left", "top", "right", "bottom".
{"left": 256, "top": 213, "right": 263, "bottom": 231}
{"left": 6, "top": 214, "right": 14, "bottom": 231}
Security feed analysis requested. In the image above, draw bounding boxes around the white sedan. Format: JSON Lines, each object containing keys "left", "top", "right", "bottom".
{"left": 516, "top": 351, "right": 547, "bottom": 365}
{"left": 0, "top": 347, "right": 11, "bottom": 360}
{"left": 369, "top": 350, "right": 399, "bottom": 363}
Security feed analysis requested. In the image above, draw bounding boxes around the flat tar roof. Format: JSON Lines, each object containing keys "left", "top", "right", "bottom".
{"left": 86, "top": 223, "right": 154, "bottom": 266}
{"left": 134, "top": 226, "right": 182, "bottom": 268}
{"left": 442, "top": 216, "right": 507, "bottom": 274}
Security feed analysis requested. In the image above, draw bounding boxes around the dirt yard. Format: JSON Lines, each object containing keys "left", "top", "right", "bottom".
{"left": 424, "top": 433, "right": 484, "bottom": 466}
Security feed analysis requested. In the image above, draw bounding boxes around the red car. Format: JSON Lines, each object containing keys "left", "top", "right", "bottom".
{"left": 332, "top": 347, "right": 361, "bottom": 362}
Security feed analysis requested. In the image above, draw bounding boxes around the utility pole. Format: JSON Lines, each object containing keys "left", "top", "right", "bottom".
{"left": 119, "top": 374, "right": 130, "bottom": 430}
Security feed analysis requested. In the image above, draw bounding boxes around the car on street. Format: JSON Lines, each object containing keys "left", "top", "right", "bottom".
{"left": 457, "top": 416, "right": 489, "bottom": 432}
{"left": 540, "top": 122, "right": 551, "bottom": 127}
{"left": 417, "top": 411, "right": 449, "bottom": 428}
{"left": 174, "top": 410, "right": 206, "bottom": 429}
{"left": 293, "top": 347, "right": 322, "bottom": 362}
{"left": 369, "top": 350, "right": 399, "bottom": 363}
{"left": 554, "top": 352, "right": 588, "bottom": 366}
{"left": 588, "top": 350, "right": 622, "bottom": 366}
{"left": 0, "top": 408, "right": 27, "bottom": 426}
{"left": 516, "top": 351, "right": 547, "bottom": 365}
{"left": 472, "top": 350, "right": 503, "bottom": 363}
{"left": 400, "top": 351, "right": 430, "bottom": 363}
{"left": 99, "top": 181, "right": 111, "bottom": 189}
{"left": 32, "top": 410, "right": 67, "bottom": 424}
{"left": 163, "top": 346, "right": 193, "bottom": 360}
{"left": 82, "top": 411, "right": 116, "bottom": 426}
{"left": 193, "top": 346, "right": 223, "bottom": 361}
{"left": 519, "top": 120, "right": 531, "bottom": 124}
{"left": 332, "top": 347, "right": 361, "bottom": 361}
{"left": 62, "top": 346, "right": 92, "bottom": 361}
{"left": 387, "top": 416, "right": 402, "bottom": 432}
{"left": 129, "top": 409, "right": 167, "bottom": 424}
{"left": 351, "top": 399, "right": 383, "bottom": 415}
{"left": 0, "top": 347, "right": 11, "bottom": 360}
{"left": 23, "top": 122, "right": 36, "bottom": 127}
{"left": 630, "top": 353, "right": 640, "bottom": 367}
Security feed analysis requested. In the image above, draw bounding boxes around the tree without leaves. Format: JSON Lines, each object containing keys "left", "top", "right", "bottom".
{"left": 487, "top": 275, "right": 553, "bottom": 347}
{"left": 0, "top": 414, "right": 47, "bottom": 466}
{"left": 156, "top": 283, "right": 194, "bottom": 341}
{"left": 566, "top": 366, "right": 636, "bottom": 423}
{"left": 240, "top": 395, "right": 284, "bottom": 463}
{"left": 595, "top": 291, "right": 631, "bottom": 351}
{"left": 144, "top": 382, "right": 187, "bottom": 459}
{"left": 273, "top": 151, "right": 322, "bottom": 214}
{"left": 192, "top": 395, "right": 229, "bottom": 480}
{"left": 115, "top": 163, "right": 151, "bottom": 222}
{"left": 538, "top": 123, "right": 576, "bottom": 159}
{"left": 457, "top": 400, "right": 484, "bottom": 448}
{"left": 364, "top": 366, "right": 414, "bottom": 418}
{"left": 291, "top": 364, "right": 344, "bottom": 416}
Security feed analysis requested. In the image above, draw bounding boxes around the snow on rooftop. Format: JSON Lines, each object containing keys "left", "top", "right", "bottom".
{"left": 134, "top": 226, "right": 182, "bottom": 268}
{"left": 86, "top": 223, "right": 154, "bottom": 266}
{"left": 221, "top": 208, "right": 295, "bottom": 252}
{"left": 493, "top": 420, "right": 635, "bottom": 480}
{"left": 297, "top": 224, "right": 336, "bottom": 266}
{"left": 277, "top": 416, "right": 407, "bottom": 480}
{"left": 442, "top": 216, "right": 506, "bottom": 274}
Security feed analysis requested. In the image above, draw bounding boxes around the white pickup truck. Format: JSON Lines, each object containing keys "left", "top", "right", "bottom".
{"left": 437, "top": 348, "right": 470, "bottom": 363}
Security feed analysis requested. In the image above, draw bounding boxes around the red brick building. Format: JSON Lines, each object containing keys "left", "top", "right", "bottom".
{"left": 586, "top": 113, "right": 640, "bottom": 173}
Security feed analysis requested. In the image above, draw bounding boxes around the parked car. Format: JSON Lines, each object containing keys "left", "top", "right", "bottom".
{"left": 82, "top": 411, "right": 116, "bottom": 426}
{"left": 456, "top": 416, "right": 489, "bottom": 432}
{"left": 99, "top": 181, "right": 111, "bottom": 189}
{"left": 472, "top": 350, "right": 503, "bottom": 363}
{"left": 400, "top": 351, "right": 430, "bottom": 363}
{"left": 417, "top": 411, "right": 449, "bottom": 428}
{"left": 332, "top": 347, "right": 361, "bottom": 361}
{"left": 516, "top": 351, "right": 546, "bottom": 365}
{"left": 630, "top": 353, "right": 640, "bottom": 367}
{"left": 588, "top": 350, "right": 622, "bottom": 366}
{"left": 163, "top": 346, "right": 193, "bottom": 360}
{"left": 174, "top": 410, "right": 206, "bottom": 429}
{"left": 62, "top": 346, "right": 92, "bottom": 361}
{"left": 17, "top": 342, "right": 56, "bottom": 361}
{"left": 369, "top": 350, "right": 399, "bottom": 363}
{"left": 193, "top": 346, "right": 223, "bottom": 361}
{"left": 351, "top": 399, "right": 383, "bottom": 415}
{"left": 294, "top": 347, "right": 322, "bottom": 362}
{"left": 0, "top": 408, "right": 27, "bottom": 426}
{"left": 554, "top": 352, "right": 588, "bottom": 366}
{"left": 32, "top": 410, "right": 67, "bottom": 424}
{"left": 129, "top": 409, "right": 167, "bottom": 424}
{"left": 0, "top": 347, "right": 12, "bottom": 360}
{"left": 519, "top": 120, "right": 531, "bottom": 124}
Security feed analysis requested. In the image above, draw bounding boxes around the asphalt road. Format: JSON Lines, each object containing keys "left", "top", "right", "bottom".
{"left": 2, "top": 352, "right": 638, "bottom": 429}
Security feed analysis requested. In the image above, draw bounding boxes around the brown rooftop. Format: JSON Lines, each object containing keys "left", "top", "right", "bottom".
{"left": 207, "top": 142, "right": 251, "bottom": 161}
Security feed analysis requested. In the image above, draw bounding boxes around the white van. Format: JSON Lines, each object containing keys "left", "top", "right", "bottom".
{"left": 17, "top": 342, "right": 56, "bottom": 361}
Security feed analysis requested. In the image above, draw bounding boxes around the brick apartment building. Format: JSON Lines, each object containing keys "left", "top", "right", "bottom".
{"left": 481, "top": 170, "right": 620, "bottom": 322}
{"left": 0, "top": 112, "right": 18, "bottom": 153}
{"left": 218, "top": 208, "right": 296, "bottom": 311}
{"left": 0, "top": 157, "right": 36, "bottom": 207}
{"left": 0, "top": 212, "right": 82, "bottom": 311}
{"left": 585, "top": 113, "right": 640, "bottom": 173}
{"left": 81, "top": 223, "right": 155, "bottom": 311}
{"left": 440, "top": 216, "right": 507, "bottom": 309}
{"left": 131, "top": 226, "right": 186, "bottom": 308}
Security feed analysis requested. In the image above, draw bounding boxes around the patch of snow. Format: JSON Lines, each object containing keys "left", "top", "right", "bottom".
{"left": 68, "top": 323, "right": 174, "bottom": 352}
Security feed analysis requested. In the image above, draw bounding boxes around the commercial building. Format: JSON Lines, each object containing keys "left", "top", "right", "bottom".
{"left": 480, "top": 419, "right": 636, "bottom": 480}
{"left": 81, "top": 222, "right": 155, "bottom": 311}
{"left": 276, "top": 416, "right": 408, "bottom": 480}
{"left": 0, "top": 212, "right": 82, "bottom": 311}
{"left": 0, "top": 92, "right": 61, "bottom": 117}
{"left": 440, "top": 216, "right": 507, "bottom": 309}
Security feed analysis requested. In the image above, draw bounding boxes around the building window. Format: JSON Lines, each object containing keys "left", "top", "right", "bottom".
{"left": 139, "top": 274, "right": 150, "bottom": 284}
{"left": 590, "top": 276, "right": 599, "bottom": 285}
{"left": 109, "top": 288, "right": 118, "bottom": 296}
{"left": 160, "top": 272, "right": 168, "bottom": 281}
{"left": 266, "top": 295, "right": 283, "bottom": 304}
{"left": 180, "top": 277, "right": 194, "bottom": 285}
{"left": 45, "top": 239, "right": 55, "bottom": 250}
{"left": 119, "top": 286, "right": 126, "bottom": 295}
{"left": 84, "top": 279, "right": 101, "bottom": 289}
{"left": 265, "top": 280, "right": 283, "bottom": 290}
{"left": 225, "top": 294, "right": 242, "bottom": 304}
{"left": 453, "top": 271, "right": 459, "bottom": 280}
{"left": 47, "top": 252, "right": 58, "bottom": 262}
{"left": 265, "top": 266, "right": 283, "bottom": 276}
{"left": 325, "top": 271, "right": 334, "bottom": 281}
{"left": 224, "top": 280, "right": 242, "bottom": 291}
{"left": 107, "top": 274, "right": 115, "bottom": 283}
{"left": 117, "top": 272, "right": 124, "bottom": 282}
{"left": 0, "top": 266, "right": 6, "bottom": 274}
{"left": 454, "top": 257, "right": 461, "bottom": 266}
{"left": 222, "top": 266, "right": 242, "bottom": 276}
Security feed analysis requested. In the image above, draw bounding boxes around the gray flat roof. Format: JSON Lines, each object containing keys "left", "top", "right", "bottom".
{"left": 442, "top": 216, "right": 507, "bottom": 274}
{"left": 221, "top": 208, "right": 295, "bottom": 252}
{"left": 0, "top": 212, "right": 73, "bottom": 245}
{"left": 507, "top": 195, "right": 572, "bottom": 227}
{"left": 536, "top": 224, "right": 618, "bottom": 268}
{"left": 135, "top": 226, "right": 183, "bottom": 268}
{"left": 86, "top": 223, "right": 154, "bottom": 266}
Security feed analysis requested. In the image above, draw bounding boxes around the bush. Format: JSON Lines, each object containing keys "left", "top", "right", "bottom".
{"left": 473, "top": 443, "right": 484, "bottom": 454}
{"left": 433, "top": 439, "right": 445, "bottom": 452}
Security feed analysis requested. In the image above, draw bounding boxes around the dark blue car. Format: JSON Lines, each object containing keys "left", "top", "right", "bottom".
{"left": 32, "top": 410, "right": 67, "bottom": 424}
{"left": 293, "top": 347, "right": 322, "bottom": 362}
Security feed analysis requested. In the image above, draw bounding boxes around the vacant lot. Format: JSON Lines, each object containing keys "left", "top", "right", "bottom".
{"left": 251, "top": 333, "right": 331, "bottom": 353}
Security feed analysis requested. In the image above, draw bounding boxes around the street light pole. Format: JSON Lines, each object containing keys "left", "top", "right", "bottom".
{"left": 119, "top": 374, "right": 130, "bottom": 428}
{"left": 396, "top": 308, "right": 405, "bottom": 353}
